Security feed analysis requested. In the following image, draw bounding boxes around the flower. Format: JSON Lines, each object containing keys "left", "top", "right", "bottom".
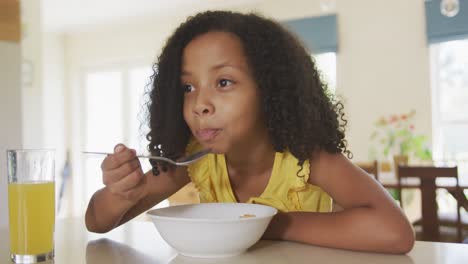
{"left": 370, "top": 110, "right": 432, "bottom": 160}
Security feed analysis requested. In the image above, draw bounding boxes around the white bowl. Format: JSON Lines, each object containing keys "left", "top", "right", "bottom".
{"left": 147, "top": 203, "right": 277, "bottom": 258}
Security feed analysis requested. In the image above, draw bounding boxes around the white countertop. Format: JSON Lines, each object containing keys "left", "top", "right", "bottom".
{"left": 1, "top": 218, "right": 468, "bottom": 263}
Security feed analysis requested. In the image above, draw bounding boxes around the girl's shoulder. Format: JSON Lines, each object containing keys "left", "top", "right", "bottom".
{"left": 307, "top": 150, "right": 350, "bottom": 185}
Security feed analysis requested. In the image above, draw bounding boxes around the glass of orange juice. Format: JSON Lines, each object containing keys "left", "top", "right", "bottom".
{"left": 7, "top": 149, "right": 55, "bottom": 263}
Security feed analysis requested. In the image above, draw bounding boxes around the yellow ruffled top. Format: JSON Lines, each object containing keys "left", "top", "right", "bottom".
{"left": 186, "top": 141, "right": 332, "bottom": 213}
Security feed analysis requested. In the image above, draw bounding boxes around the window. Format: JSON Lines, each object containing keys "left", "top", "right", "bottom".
{"left": 431, "top": 39, "right": 468, "bottom": 165}
{"left": 84, "top": 71, "right": 124, "bottom": 200}
{"left": 128, "top": 67, "right": 153, "bottom": 174}
{"left": 76, "top": 65, "right": 167, "bottom": 216}
{"left": 314, "top": 52, "right": 337, "bottom": 94}
{"left": 430, "top": 39, "right": 468, "bottom": 212}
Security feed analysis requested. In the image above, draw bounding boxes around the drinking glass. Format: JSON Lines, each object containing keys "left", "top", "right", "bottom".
{"left": 7, "top": 149, "right": 55, "bottom": 263}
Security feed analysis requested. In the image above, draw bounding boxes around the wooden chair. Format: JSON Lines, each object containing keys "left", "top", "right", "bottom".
{"left": 397, "top": 165, "right": 466, "bottom": 242}
{"left": 356, "top": 160, "right": 379, "bottom": 180}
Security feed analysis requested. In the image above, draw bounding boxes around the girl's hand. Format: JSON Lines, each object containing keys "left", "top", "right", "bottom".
{"left": 100, "top": 144, "right": 146, "bottom": 204}
{"left": 262, "top": 212, "right": 290, "bottom": 240}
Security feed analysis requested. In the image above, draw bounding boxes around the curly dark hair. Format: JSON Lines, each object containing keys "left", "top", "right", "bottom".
{"left": 147, "top": 10, "right": 351, "bottom": 174}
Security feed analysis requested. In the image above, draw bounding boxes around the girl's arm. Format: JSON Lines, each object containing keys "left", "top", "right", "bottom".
{"left": 263, "top": 152, "right": 415, "bottom": 254}
{"left": 85, "top": 145, "right": 190, "bottom": 233}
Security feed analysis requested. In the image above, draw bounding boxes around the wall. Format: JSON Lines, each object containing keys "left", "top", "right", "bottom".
{"left": 64, "top": 21, "right": 171, "bottom": 216}
{"left": 0, "top": 0, "right": 67, "bottom": 224}
{"left": 0, "top": 0, "right": 22, "bottom": 228}
{"left": 336, "top": 0, "right": 431, "bottom": 161}
{"left": 54, "top": 0, "right": 432, "bottom": 215}
{"left": 43, "top": 32, "right": 67, "bottom": 217}
{"left": 20, "top": 0, "right": 68, "bottom": 216}
{"left": 65, "top": 0, "right": 432, "bottom": 163}
{"left": 21, "top": 0, "right": 44, "bottom": 149}
{"left": 248, "top": 0, "right": 432, "bottom": 161}
{"left": 0, "top": 42, "right": 22, "bottom": 227}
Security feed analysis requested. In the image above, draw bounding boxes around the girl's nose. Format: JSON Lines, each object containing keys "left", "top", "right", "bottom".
{"left": 194, "top": 104, "right": 214, "bottom": 116}
{"left": 193, "top": 92, "right": 214, "bottom": 116}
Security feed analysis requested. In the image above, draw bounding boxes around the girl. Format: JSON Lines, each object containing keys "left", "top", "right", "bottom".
{"left": 85, "top": 10, "right": 414, "bottom": 254}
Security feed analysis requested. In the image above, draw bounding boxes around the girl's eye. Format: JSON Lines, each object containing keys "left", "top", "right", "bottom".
{"left": 182, "top": 84, "right": 194, "bottom": 93}
{"left": 218, "top": 79, "right": 233, "bottom": 88}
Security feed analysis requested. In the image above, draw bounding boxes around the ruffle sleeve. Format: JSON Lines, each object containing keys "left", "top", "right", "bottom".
{"left": 186, "top": 139, "right": 217, "bottom": 202}
{"left": 287, "top": 159, "right": 333, "bottom": 212}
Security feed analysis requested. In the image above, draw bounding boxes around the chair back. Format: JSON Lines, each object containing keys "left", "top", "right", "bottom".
{"left": 356, "top": 160, "right": 379, "bottom": 180}
{"left": 397, "top": 165, "right": 460, "bottom": 242}
{"left": 397, "top": 166, "right": 458, "bottom": 180}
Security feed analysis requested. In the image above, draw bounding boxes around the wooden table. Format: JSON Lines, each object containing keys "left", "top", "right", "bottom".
{"left": 379, "top": 172, "right": 468, "bottom": 241}
{"left": 1, "top": 218, "right": 468, "bottom": 263}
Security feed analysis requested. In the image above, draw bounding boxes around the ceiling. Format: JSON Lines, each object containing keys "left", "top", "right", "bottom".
{"left": 41, "top": 0, "right": 262, "bottom": 32}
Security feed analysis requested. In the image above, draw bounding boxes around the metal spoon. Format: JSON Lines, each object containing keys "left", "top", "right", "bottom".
{"left": 82, "top": 149, "right": 211, "bottom": 166}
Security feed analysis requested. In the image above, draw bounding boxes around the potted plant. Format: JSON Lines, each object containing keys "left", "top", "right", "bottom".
{"left": 369, "top": 110, "right": 432, "bottom": 203}
{"left": 369, "top": 110, "right": 432, "bottom": 166}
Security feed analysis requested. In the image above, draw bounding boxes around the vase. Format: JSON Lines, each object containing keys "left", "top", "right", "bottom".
{"left": 392, "top": 154, "right": 409, "bottom": 206}
{"left": 380, "top": 161, "right": 392, "bottom": 172}
{"left": 393, "top": 154, "right": 409, "bottom": 166}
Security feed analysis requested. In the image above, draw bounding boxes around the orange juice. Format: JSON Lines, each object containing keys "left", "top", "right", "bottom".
{"left": 8, "top": 181, "right": 55, "bottom": 255}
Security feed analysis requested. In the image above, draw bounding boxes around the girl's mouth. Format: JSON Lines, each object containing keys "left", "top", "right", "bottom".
{"left": 196, "top": 128, "right": 221, "bottom": 142}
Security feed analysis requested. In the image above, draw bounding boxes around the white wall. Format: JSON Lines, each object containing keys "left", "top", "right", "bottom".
{"left": 0, "top": 41, "right": 22, "bottom": 227}
{"left": 43, "top": 32, "right": 67, "bottom": 217}
{"left": 23, "top": 0, "right": 431, "bottom": 217}
{"left": 64, "top": 0, "right": 431, "bottom": 164}
{"left": 245, "top": 0, "right": 432, "bottom": 161}
{"left": 21, "top": 0, "right": 68, "bottom": 217}
{"left": 336, "top": 0, "right": 431, "bottom": 161}
{"left": 21, "top": 0, "right": 44, "bottom": 149}
{"left": 64, "top": 22, "right": 170, "bottom": 216}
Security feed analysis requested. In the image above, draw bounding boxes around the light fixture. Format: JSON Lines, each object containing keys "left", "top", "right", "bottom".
{"left": 440, "top": 0, "right": 460, "bottom": 17}
{"left": 320, "top": 0, "right": 336, "bottom": 12}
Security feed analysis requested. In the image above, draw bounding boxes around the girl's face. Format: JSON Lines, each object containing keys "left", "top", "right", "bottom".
{"left": 182, "top": 31, "right": 267, "bottom": 154}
